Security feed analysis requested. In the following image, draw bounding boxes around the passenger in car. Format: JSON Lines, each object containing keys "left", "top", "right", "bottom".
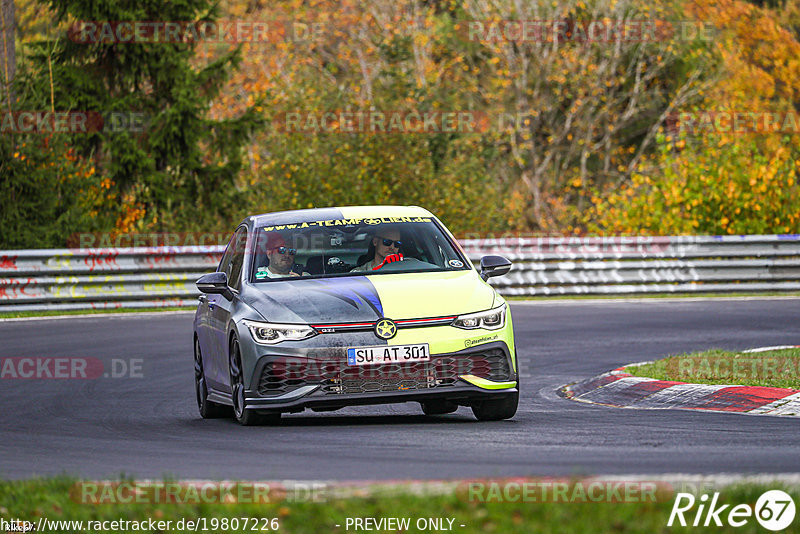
{"left": 350, "top": 227, "right": 404, "bottom": 271}
{"left": 255, "top": 233, "right": 306, "bottom": 279}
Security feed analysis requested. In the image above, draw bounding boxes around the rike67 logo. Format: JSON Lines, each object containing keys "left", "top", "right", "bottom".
{"left": 668, "top": 490, "right": 796, "bottom": 531}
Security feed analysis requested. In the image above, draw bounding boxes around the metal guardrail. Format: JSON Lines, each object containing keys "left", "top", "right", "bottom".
{"left": 461, "top": 235, "right": 800, "bottom": 296}
{"left": 0, "top": 247, "right": 223, "bottom": 312}
{"left": 1, "top": 235, "right": 799, "bottom": 311}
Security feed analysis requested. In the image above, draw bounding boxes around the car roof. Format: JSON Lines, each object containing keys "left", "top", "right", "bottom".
{"left": 248, "top": 205, "right": 435, "bottom": 228}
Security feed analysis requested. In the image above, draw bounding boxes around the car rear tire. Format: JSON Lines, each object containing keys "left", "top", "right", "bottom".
{"left": 229, "top": 336, "right": 281, "bottom": 426}
{"left": 195, "top": 337, "right": 230, "bottom": 418}
{"left": 471, "top": 391, "right": 518, "bottom": 421}
{"left": 421, "top": 400, "right": 458, "bottom": 415}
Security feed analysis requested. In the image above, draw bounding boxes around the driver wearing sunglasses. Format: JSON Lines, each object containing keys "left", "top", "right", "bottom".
{"left": 260, "top": 233, "right": 304, "bottom": 278}
{"left": 351, "top": 227, "right": 404, "bottom": 272}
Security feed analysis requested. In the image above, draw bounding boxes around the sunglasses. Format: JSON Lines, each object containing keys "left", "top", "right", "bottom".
{"left": 380, "top": 238, "right": 402, "bottom": 248}
{"left": 269, "top": 246, "right": 296, "bottom": 255}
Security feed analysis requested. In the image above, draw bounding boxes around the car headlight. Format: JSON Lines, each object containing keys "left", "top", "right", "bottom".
{"left": 243, "top": 320, "right": 318, "bottom": 345}
{"left": 451, "top": 304, "right": 506, "bottom": 330}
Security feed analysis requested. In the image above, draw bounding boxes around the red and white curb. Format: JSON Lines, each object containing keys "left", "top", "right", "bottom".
{"left": 562, "top": 346, "right": 800, "bottom": 417}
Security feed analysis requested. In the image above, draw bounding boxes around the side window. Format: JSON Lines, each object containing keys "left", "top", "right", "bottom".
{"left": 228, "top": 227, "right": 248, "bottom": 290}
{"left": 217, "top": 233, "right": 236, "bottom": 276}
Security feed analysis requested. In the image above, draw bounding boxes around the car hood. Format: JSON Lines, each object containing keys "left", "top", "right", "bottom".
{"left": 242, "top": 270, "right": 495, "bottom": 324}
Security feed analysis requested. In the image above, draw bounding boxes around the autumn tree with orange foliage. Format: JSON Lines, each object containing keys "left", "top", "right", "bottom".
{"left": 4, "top": 0, "right": 798, "bottom": 246}
{"left": 204, "top": 0, "right": 524, "bottom": 233}
{"left": 586, "top": 0, "right": 800, "bottom": 234}
{"left": 209, "top": 0, "right": 720, "bottom": 234}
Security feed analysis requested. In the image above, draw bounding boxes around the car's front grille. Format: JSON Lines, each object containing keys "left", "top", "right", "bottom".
{"left": 257, "top": 361, "right": 314, "bottom": 396}
{"left": 321, "top": 361, "right": 438, "bottom": 394}
{"left": 437, "top": 348, "right": 512, "bottom": 382}
{"left": 255, "top": 348, "right": 514, "bottom": 397}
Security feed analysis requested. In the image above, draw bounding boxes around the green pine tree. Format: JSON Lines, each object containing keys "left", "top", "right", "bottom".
{"left": 3, "top": 0, "right": 263, "bottom": 248}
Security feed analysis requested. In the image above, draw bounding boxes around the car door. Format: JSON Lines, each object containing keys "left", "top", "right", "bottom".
{"left": 208, "top": 226, "right": 247, "bottom": 391}
{"left": 196, "top": 232, "right": 235, "bottom": 386}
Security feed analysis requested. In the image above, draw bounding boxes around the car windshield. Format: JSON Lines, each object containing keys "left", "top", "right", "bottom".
{"left": 250, "top": 218, "right": 469, "bottom": 281}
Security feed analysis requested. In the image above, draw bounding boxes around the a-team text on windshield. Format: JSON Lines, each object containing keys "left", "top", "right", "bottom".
{"left": 261, "top": 217, "right": 432, "bottom": 232}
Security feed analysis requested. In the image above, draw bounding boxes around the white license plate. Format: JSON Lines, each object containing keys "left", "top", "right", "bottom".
{"left": 347, "top": 344, "right": 430, "bottom": 366}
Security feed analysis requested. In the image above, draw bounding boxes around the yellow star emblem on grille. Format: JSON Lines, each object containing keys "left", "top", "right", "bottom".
{"left": 375, "top": 318, "right": 397, "bottom": 339}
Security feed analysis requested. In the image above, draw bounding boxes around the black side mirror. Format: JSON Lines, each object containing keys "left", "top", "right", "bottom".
{"left": 480, "top": 255, "right": 512, "bottom": 281}
{"left": 196, "top": 272, "right": 233, "bottom": 299}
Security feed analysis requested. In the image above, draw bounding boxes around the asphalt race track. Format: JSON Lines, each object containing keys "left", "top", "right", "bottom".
{"left": 1, "top": 299, "right": 799, "bottom": 480}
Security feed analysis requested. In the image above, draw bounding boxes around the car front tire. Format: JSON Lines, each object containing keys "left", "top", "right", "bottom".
{"left": 229, "top": 335, "right": 281, "bottom": 426}
{"left": 421, "top": 400, "right": 458, "bottom": 415}
{"left": 471, "top": 390, "right": 518, "bottom": 421}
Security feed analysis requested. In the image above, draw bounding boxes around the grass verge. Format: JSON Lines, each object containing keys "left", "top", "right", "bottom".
{"left": 1, "top": 478, "right": 798, "bottom": 534}
{"left": 626, "top": 348, "right": 800, "bottom": 389}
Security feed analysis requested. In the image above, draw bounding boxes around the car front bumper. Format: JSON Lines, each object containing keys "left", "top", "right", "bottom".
{"left": 244, "top": 382, "right": 518, "bottom": 412}
{"left": 242, "top": 340, "right": 517, "bottom": 413}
